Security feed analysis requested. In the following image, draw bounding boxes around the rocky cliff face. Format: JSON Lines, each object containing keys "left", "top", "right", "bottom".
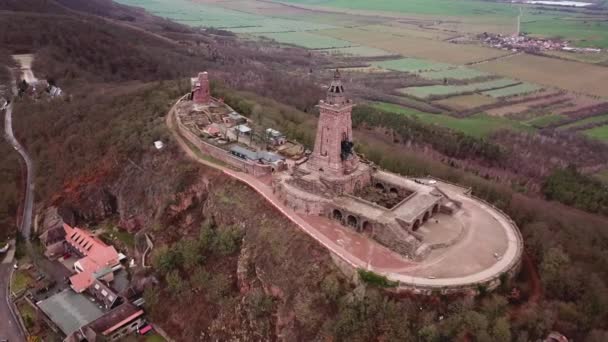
{"left": 141, "top": 171, "right": 348, "bottom": 341}
{"left": 42, "top": 143, "right": 347, "bottom": 341}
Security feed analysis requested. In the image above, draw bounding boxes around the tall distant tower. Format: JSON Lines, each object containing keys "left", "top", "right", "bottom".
{"left": 192, "top": 72, "right": 211, "bottom": 104}
{"left": 309, "top": 70, "right": 359, "bottom": 176}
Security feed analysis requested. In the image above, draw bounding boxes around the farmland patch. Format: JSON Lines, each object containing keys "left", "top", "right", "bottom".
{"left": 482, "top": 83, "right": 543, "bottom": 98}
{"left": 526, "top": 114, "right": 568, "bottom": 128}
{"left": 583, "top": 125, "right": 608, "bottom": 142}
{"left": 116, "top": 0, "right": 335, "bottom": 32}
{"left": 258, "top": 31, "right": 353, "bottom": 49}
{"left": 372, "top": 102, "right": 532, "bottom": 137}
{"left": 399, "top": 79, "right": 519, "bottom": 99}
{"left": 434, "top": 94, "right": 497, "bottom": 111}
{"left": 473, "top": 53, "right": 608, "bottom": 98}
{"left": 322, "top": 46, "right": 394, "bottom": 57}
{"left": 317, "top": 27, "right": 509, "bottom": 64}
{"left": 558, "top": 114, "right": 608, "bottom": 130}
{"left": 372, "top": 58, "right": 452, "bottom": 73}
{"left": 420, "top": 68, "right": 490, "bottom": 81}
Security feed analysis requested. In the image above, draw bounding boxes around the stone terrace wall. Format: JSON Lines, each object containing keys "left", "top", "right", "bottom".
{"left": 393, "top": 193, "right": 523, "bottom": 296}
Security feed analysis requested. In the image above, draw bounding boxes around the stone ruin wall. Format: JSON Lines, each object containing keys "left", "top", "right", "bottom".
{"left": 175, "top": 113, "right": 273, "bottom": 177}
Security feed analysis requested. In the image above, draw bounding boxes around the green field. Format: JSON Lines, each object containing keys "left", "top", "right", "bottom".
{"left": 481, "top": 83, "right": 543, "bottom": 98}
{"left": 373, "top": 58, "right": 452, "bottom": 73}
{"left": 557, "top": 114, "right": 608, "bottom": 130}
{"left": 285, "top": 0, "right": 608, "bottom": 48}
{"left": 399, "top": 79, "right": 519, "bottom": 99}
{"left": 259, "top": 31, "right": 353, "bottom": 49}
{"left": 419, "top": 68, "right": 489, "bottom": 80}
{"left": 282, "top": 0, "right": 518, "bottom": 17}
{"left": 115, "top": 0, "right": 334, "bottom": 32}
{"left": 373, "top": 102, "right": 533, "bottom": 137}
{"left": 322, "top": 46, "right": 393, "bottom": 57}
{"left": 583, "top": 125, "right": 608, "bottom": 142}
{"left": 521, "top": 9, "right": 608, "bottom": 49}
{"left": 526, "top": 114, "right": 567, "bottom": 128}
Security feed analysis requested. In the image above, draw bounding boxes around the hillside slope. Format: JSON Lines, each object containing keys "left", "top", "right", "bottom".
{"left": 1, "top": 0, "right": 607, "bottom": 341}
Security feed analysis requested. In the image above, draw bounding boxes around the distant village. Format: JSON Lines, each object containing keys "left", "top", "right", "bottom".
{"left": 479, "top": 32, "right": 602, "bottom": 53}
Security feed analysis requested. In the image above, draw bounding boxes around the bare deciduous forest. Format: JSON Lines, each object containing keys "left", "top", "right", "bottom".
{"left": 1, "top": 0, "right": 607, "bottom": 341}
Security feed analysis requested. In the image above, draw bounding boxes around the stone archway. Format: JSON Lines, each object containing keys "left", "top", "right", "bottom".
{"left": 423, "top": 211, "right": 430, "bottom": 222}
{"left": 413, "top": 219, "right": 421, "bottom": 231}
{"left": 389, "top": 187, "right": 399, "bottom": 197}
{"left": 362, "top": 221, "right": 372, "bottom": 235}
{"left": 433, "top": 204, "right": 439, "bottom": 214}
{"left": 354, "top": 181, "right": 362, "bottom": 193}
{"left": 374, "top": 182, "right": 385, "bottom": 192}
{"left": 346, "top": 215, "right": 358, "bottom": 228}
{"left": 332, "top": 209, "right": 343, "bottom": 221}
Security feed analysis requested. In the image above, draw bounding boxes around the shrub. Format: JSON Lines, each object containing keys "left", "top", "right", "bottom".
{"left": 152, "top": 246, "right": 183, "bottom": 275}
{"left": 166, "top": 270, "right": 185, "bottom": 294}
{"left": 357, "top": 269, "right": 398, "bottom": 288}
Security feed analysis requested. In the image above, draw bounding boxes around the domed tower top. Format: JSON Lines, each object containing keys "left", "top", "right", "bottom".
{"left": 326, "top": 69, "right": 349, "bottom": 106}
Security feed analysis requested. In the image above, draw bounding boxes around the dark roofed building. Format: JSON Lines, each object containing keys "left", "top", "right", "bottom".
{"left": 37, "top": 289, "right": 105, "bottom": 337}
{"left": 74, "top": 302, "right": 145, "bottom": 342}
{"left": 230, "top": 145, "right": 284, "bottom": 165}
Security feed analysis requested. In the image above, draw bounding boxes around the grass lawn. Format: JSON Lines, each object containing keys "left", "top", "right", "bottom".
{"left": 373, "top": 102, "right": 533, "bottom": 138}
{"left": 145, "top": 333, "right": 167, "bottom": 342}
{"left": 11, "top": 270, "right": 33, "bottom": 293}
{"left": 113, "top": 229, "right": 136, "bottom": 248}
{"left": 17, "top": 300, "right": 36, "bottom": 330}
{"left": 583, "top": 125, "right": 608, "bottom": 142}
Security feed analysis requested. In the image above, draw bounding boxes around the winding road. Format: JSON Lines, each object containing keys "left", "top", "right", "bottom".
{"left": 1, "top": 68, "right": 34, "bottom": 342}
{"left": 4, "top": 102, "right": 35, "bottom": 240}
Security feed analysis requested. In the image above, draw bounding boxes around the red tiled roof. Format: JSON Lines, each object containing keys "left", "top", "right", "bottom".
{"left": 69, "top": 271, "right": 94, "bottom": 293}
{"left": 64, "top": 224, "right": 120, "bottom": 293}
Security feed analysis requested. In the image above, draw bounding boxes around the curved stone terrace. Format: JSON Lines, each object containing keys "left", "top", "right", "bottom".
{"left": 169, "top": 96, "right": 523, "bottom": 293}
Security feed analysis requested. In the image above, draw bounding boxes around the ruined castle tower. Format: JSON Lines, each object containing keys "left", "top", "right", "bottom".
{"left": 193, "top": 71, "right": 211, "bottom": 104}
{"left": 309, "top": 70, "right": 359, "bottom": 175}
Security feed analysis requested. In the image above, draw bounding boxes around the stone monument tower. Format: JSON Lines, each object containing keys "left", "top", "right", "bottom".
{"left": 309, "top": 70, "right": 359, "bottom": 175}
{"left": 193, "top": 71, "right": 211, "bottom": 104}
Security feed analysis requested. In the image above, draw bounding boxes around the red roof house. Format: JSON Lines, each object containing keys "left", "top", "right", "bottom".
{"left": 64, "top": 224, "right": 120, "bottom": 293}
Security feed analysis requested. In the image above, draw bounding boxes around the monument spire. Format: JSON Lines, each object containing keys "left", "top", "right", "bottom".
{"left": 309, "top": 69, "right": 358, "bottom": 175}
{"left": 326, "top": 69, "right": 347, "bottom": 106}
